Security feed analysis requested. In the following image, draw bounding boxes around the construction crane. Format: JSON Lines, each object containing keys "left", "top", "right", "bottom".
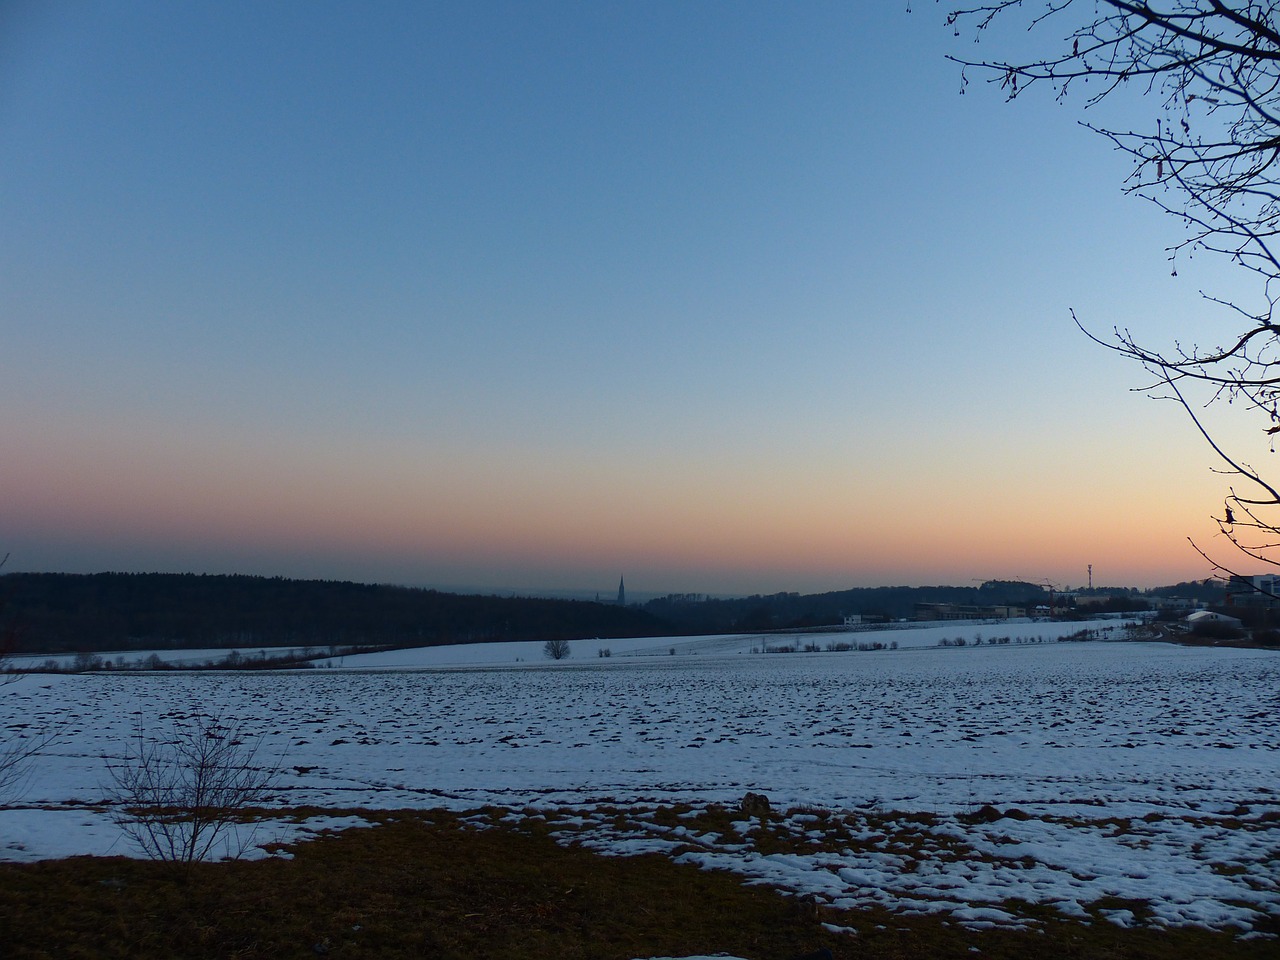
{"left": 1037, "top": 579, "right": 1060, "bottom": 612}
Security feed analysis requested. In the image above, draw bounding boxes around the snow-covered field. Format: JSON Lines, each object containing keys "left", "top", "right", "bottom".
{"left": 2, "top": 623, "right": 1276, "bottom": 935}
{"left": 5, "top": 615, "right": 1133, "bottom": 670}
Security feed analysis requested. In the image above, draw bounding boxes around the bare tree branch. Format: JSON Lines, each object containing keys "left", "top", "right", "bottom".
{"left": 944, "top": 2, "right": 1280, "bottom": 600}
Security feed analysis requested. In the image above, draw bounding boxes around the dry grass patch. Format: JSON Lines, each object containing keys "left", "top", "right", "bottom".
{"left": 0, "top": 809, "right": 1275, "bottom": 960}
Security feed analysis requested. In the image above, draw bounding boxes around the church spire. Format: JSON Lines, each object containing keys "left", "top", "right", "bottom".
{"left": 617, "top": 575, "right": 626, "bottom": 606}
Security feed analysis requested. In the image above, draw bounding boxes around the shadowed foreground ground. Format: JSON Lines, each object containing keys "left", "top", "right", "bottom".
{"left": 0, "top": 809, "right": 1274, "bottom": 960}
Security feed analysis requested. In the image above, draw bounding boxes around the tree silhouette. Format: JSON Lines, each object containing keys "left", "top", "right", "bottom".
{"left": 943, "top": 1, "right": 1280, "bottom": 592}
{"left": 543, "top": 638, "right": 571, "bottom": 660}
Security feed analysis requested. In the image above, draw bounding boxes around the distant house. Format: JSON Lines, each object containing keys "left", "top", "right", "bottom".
{"left": 988, "top": 605, "right": 1026, "bottom": 619}
{"left": 1186, "top": 610, "right": 1243, "bottom": 629}
{"left": 1228, "top": 574, "right": 1280, "bottom": 607}
{"left": 842, "top": 614, "right": 861, "bottom": 627}
{"left": 1076, "top": 594, "right": 1120, "bottom": 608}
{"left": 914, "top": 602, "right": 1023, "bottom": 621}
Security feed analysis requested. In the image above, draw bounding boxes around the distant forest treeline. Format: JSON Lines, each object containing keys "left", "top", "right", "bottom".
{"left": 0, "top": 572, "right": 1223, "bottom": 656}
{"left": 0, "top": 573, "right": 669, "bottom": 654}
{"left": 645, "top": 580, "right": 1050, "bottom": 633}
{"left": 652, "top": 579, "right": 1223, "bottom": 632}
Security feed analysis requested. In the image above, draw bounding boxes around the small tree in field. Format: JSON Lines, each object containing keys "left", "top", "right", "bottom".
{"left": 543, "top": 638, "right": 571, "bottom": 660}
{"left": 106, "top": 710, "right": 282, "bottom": 863}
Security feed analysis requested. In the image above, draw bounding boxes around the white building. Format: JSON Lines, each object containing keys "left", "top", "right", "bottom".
{"left": 1186, "top": 610, "right": 1243, "bottom": 629}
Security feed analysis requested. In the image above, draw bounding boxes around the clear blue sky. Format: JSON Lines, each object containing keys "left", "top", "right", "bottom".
{"left": 0, "top": 1, "right": 1252, "bottom": 595}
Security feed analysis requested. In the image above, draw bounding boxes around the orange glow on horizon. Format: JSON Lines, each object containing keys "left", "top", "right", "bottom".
{"left": 1, "top": 407, "right": 1233, "bottom": 593}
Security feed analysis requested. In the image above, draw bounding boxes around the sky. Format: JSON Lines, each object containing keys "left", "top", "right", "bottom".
{"left": 0, "top": 1, "right": 1267, "bottom": 597}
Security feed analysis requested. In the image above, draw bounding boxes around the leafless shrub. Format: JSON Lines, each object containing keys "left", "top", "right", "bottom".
{"left": 0, "top": 725, "right": 53, "bottom": 802}
{"left": 543, "top": 638, "right": 571, "bottom": 660}
{"left": 106, "top": 710, "right": 282, "bottom": 863}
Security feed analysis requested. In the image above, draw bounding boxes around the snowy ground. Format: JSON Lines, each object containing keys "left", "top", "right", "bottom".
{"left": 5, "top": 615, "right": 1132, "bottom": 670}
{"left": 1, "top": 621, "right": 1276, "bottom": 935}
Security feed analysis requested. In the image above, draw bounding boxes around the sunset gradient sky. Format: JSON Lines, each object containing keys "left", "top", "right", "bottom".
{"left": 0, "top": 2, "right": 1263, "bottom": 596}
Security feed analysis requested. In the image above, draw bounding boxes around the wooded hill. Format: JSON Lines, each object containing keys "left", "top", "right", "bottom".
{"left": 644, "top": 580, "right": 1056, "bottom": 633}
{"left": 0, "top": 573, "right": 1198, "bottom": 656}
{"left": 0, "top": 573, "right": 670, "bottom": 654}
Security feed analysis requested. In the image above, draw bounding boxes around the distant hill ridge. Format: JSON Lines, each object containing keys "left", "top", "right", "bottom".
{"left": 0, "top": 572, "right": 1223, "bottom": 655}
{"left": 0, "top": 572, "right": 669, "bottom": 655}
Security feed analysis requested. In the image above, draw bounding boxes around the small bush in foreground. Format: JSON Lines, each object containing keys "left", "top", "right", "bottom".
{"left": 106, "top": 711, "right": 282, "bottom": 863}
